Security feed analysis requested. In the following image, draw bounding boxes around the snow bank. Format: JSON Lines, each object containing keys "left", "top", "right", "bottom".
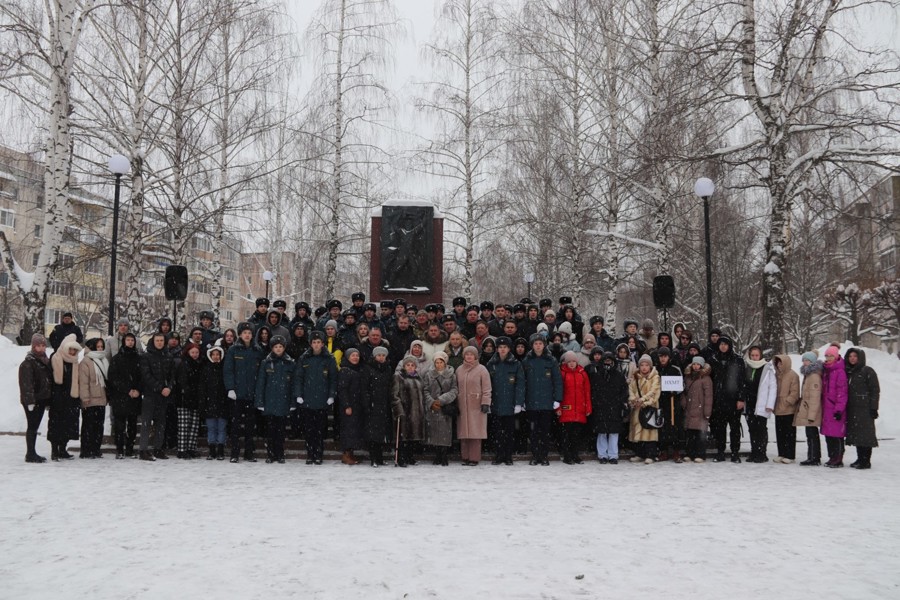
{"left": 0, "top": 339, "right": 30, "bottom": 432}
{"left": 370, "top": 199, "right": 443, "bottom": 217}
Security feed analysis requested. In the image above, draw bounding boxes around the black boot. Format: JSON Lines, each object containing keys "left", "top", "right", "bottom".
{"left": 217, "top": 444, "right": 225, "bottom": 460}
{"left": 58, "top": 444, "right": 74, "bottom": 459}
{"left": 25, "top": 431, "right": 46, "bottom": 463}
{"left": 207, "top": 445, "right": 216, "bottom": 460}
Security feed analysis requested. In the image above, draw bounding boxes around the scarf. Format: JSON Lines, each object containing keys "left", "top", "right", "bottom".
{"left": 85, "top": 350, "right": 109, "bottom": 389}
{"left": 745, "top": 358, "right": 766, "bottom": 370}
{"left": 51, "top": 334, "right": 81, "bottom": 397}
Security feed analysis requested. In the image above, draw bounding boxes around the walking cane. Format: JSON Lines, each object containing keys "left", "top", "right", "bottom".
{"left": 394, "top": 416, "right": 402, "bottom": 466}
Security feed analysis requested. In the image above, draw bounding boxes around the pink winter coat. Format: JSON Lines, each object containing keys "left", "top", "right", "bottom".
{"left": 820, "top": 358, "right": 848, "bottom": 438}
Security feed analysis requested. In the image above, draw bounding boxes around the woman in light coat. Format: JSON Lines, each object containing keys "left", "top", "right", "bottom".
{"left": 422, "top": 351, "right": 458, "bottom": 466}
{"left": 456, "top": 345, "right": 492, "bottom": 466}
{"left": 78, "top": 338, "right": 109, "bottom": 458}
{"left": 772, "top": 355, "right": 801, "bottom": 463}
{"left": 794, "top": 351, "right": 823, "bottom": 466}
{"left": 628, "top": 355, "right": 661, "bottom": 464}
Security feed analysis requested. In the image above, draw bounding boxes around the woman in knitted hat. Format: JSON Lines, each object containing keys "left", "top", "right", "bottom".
{"left": 391, "top": 355, "right": 426, "bottom": 467}
{"left": 628, "top": 355, "right": 661, "bottom": 464}
{"left": 422, "top": 351, "right": 458, "bottom": 465}
{"left": 794, "top": 351, "right": 823, "bottom": 466}
{"left": 681, "top": 357, "right": 713, "bottom": 463}
{"left": 821, "top": 346, "right": 848, "bottom": 467}
{"left": 456, "top": 345, "right": 492, "bottom": 466}
{"left": 363, "top": 346, "right": 394, "bottom": 467}
{"left": 18, "top": 333, "right": 52, "bottom": 462}
{"left": 337, "top": 348, "right": 365, "bottom": 465}
{"left": 78, "top": 338, "right": 109, "bottom": 458}
{"left": 48, "top": 333, "right": 82, "bottom": 460}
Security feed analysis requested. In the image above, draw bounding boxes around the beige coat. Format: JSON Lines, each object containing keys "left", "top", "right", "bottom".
{"left": 793, "top": 365, "right": 823, "bottom": 427}
{"left": 455, "top": 361, "right": 492, "bottom": 440}
{"left": 773, "top": 355, "right": 801, "bottom": 416}
{"left": 78, "top": 358, "right": 108, "bottom": 408}
{"left": 628, "top": 367, "right": 660, "bottom": 442}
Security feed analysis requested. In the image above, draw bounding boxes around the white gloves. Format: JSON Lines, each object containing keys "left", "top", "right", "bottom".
{"left": 257, "top": 406, "right": 264, "bottom": 412}
{"left": 514, "top": 405, "right": 523, "bottom": 414}
{"left": 227, "top": 390, "right": 237, "bottom": 400}
{"left": 296, "top": 397, "right": 304, "bottom": 405}
{"left": 326, "top": 397, "right": 334, "bottom": 406}
{"left": 27, "top": 404, "right": 34, "bottom": 412}
{"left": 553, "top": 402, "right": 560, "bottom": 410}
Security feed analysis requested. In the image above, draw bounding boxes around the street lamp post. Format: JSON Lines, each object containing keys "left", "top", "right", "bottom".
{"left": 262, "top": 270, "right": 274, "bottom": 299}
{"left": 107, "top": 154, "right": 130, "bottom": 336}
{"left": 524, "top": 272, "right": 534, "bottom": 300}
{"left": 694, "top": 177, "right": 716, "bottom": 336}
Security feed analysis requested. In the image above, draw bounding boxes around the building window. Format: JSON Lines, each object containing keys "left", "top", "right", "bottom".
{"left": 58, "top": 254, "right": 75, "bottom": 269}
{"left": 49, "top": 281, "right": 74, "bottom": 297}
{"left": 0, "top": 178, "right": 17, "bottom": 200}
{"left": 226, "top": 289, "right": 234, "bottom": 301}
{"left": 85, "top": 259, "right": 102, "bottom": 275}
{"left": 224, "top": 310, "right": 233, "bottom": 321}
{"left": 45, "top": 309, "right": 63, "bottom": 325}
{"left": 32, "top": 252, "right": 40, "bottom": 267}
{"left": 0, "top": 208, "right": 15, "bottom": 228}
{"left": 63, "top": 226, "right": 80, "bottom": 243}
{"left": 191, "top": 236, "right": 212, "bottom": 252}
{"left": 0, "top": 271, "right": 8, "bottom": 288}
{"left": 34, "top": 224, "right": 42, "bottom": 238}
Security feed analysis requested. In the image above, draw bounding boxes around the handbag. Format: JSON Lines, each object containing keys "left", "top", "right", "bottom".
{"left": 441, "top": 402, "right": 459, "bottom": 417}
{"left": 639, "top": 406, "right": 664, "bottom": 429}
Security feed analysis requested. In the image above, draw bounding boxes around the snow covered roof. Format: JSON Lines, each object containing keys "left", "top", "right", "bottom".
{"left": 370, "top": 200, "right": 442, "bottom": 218}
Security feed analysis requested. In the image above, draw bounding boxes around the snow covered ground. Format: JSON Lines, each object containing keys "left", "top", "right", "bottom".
{"left": 3, "top": 339, "right": 898, "bottom": 599}
{"left": 1, "top": 435, "right": 898, "bottom": 599}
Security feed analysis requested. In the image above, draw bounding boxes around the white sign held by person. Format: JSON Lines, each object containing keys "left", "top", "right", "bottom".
{"left": 661, "top": 376, "right": 683, "bottom": 392}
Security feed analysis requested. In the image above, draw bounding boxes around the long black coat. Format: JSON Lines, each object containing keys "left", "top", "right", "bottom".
{"left": 362, "top": 359, "right": 393, "bottom": 443}
{"left": 845, "top": 349, "right": 880, "bottom": 448}
{"left": 177, "top": 357, "right": 205, "bottom": 410}
{"left": 107, "top": 346, "right": 143, "bottom": 417}
{"left": 586, "top": 363, "right": 629, "bottom": 434}
{"left": 200, "top": 361, "right": 229, "bottom": 419}
{"left": 709, "top": 340, "right": 745, "bottom": 415}
{"left": 338, "top": 360, "right": 365, "bottom": 450}
{"left": 49, "top": 359, "right": 79, "bottom": 443}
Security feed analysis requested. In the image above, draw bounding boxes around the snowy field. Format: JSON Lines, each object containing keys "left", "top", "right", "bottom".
{"left": 3, "top": 338, "right": 899, "bottom": 599}
{"left": 1, "top": 435, "right": 899, "bottom": 599}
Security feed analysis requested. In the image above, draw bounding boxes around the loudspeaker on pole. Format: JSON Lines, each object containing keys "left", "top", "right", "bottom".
{"left": 164, "top": 265, "right": 188, "bottom": 301}
{"left": 653, "top": 275, "right": 675, "bottom": 309}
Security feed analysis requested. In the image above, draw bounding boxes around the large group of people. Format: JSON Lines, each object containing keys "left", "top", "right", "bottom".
{"left": 17, "top": 294, "right": 882, "bottom": 469}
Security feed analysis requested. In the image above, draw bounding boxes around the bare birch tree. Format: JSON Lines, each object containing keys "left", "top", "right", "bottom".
{"left": 0, "top": 0, "right": 97, "bottom": 339}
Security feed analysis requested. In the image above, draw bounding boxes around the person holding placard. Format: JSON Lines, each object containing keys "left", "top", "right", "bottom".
{"left": 656, "top": 348, "right": 685, "bottom": 463}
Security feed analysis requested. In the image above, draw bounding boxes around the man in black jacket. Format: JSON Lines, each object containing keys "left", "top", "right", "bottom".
{"left": 708, "top": 336, "right": 745, "bottom": 463}
{"left": 49, "top": 312, "right": 83, "bottom": 350}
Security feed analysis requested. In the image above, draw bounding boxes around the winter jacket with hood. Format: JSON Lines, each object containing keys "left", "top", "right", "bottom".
{"left": 140, "top": 344, "right": 177, "bottom": 400}
{"left": 793, "top": 361, "right": 823, "bottom": 428}
{"left": 709, "top": 336, "right": 745, "bottom": 414}
{"left": 107, "top": 342, "right": 143, "bottom": 417}
{"left": 558, "top": 362, "right": 591, "bottom": 424}
{"left": 200, "top": 349, "right": 229, "bottom": 419}
{"left": 773, "top": 355, "right": 801, "bottom": 416}
{"left": 681, "top": 363, "right": 713, "bottom": 431}
{"left": 820, "top": 356, "right": 848, "bottom": 438}
{"left": 587, "top": 359, "right": 629, "bottom": 434}
{"left": 176, "top": 352, "right": 205, "bottom": 410}
{"left": 754, "top": 361, "right": 778, "bottom": 418}
{"left": 19, "top": 349, "right": 52, "bottom": 407}
{"left": 844, "top": 348, "right": 880, "bottom": 447}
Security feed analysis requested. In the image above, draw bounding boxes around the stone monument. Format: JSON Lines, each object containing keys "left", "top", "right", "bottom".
{"left": 370, "top": 201, "right": 443, "bottom": 305}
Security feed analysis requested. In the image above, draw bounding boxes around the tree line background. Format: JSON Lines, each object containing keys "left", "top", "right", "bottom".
{"left": 0, "top": 0, "right": 898, "bottom": 352}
